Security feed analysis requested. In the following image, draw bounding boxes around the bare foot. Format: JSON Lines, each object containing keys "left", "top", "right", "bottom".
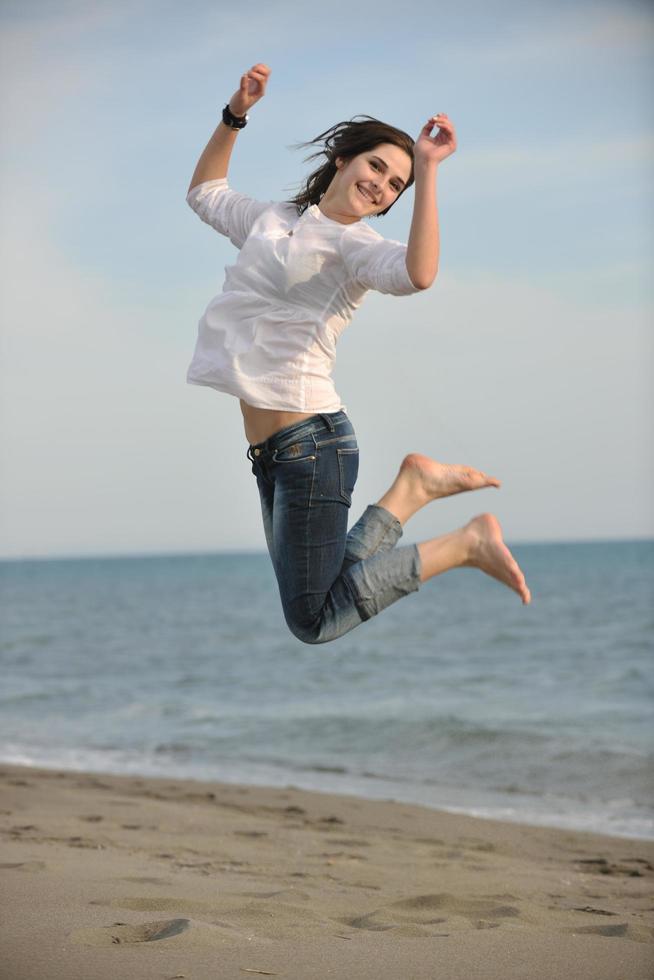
{"left": 399, "top": 453, "right": 500, "bottom": 503}
{"left": 463, "top": 513, "right": 531, "bottom": 604}
{"left": 377, "top": 454, "right": 502, "bottom": 526}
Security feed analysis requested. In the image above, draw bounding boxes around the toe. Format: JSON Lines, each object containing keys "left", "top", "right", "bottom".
{"left": 468, "top": 468, "right": 500, "bottom": 489}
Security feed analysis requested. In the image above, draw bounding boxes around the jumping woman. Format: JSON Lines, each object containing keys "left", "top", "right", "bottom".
{"left": 186, "top": 62, "right": 531, "bottom": 644}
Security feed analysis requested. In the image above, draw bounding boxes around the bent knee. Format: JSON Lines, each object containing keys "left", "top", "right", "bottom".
{"left": 283, "top": 605, "right": 334, "bottom": 645}
{"left": 285, "top": 616, "right": 329, "bottom": 645}
{"left": 281, "top": 581, "right": 364, "bottom": 645}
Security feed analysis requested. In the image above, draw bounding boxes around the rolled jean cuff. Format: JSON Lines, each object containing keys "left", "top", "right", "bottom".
{"left": 344, "top": 503, "right": 403, "bottom": 564}
{"left": 345, "top": 543, "right": 422, "bottom": 622}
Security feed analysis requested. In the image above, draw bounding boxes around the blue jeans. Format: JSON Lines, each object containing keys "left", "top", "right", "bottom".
{"left": 247, "top": 411, "right": 422, "bottom": 644}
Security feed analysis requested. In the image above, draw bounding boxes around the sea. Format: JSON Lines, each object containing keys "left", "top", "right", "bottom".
{"left": 1, "top": 540, "right": 652, "bottom": 840}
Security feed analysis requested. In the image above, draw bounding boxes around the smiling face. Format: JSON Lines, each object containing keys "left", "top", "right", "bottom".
{"left": 319, "top": 142, "right": 413, "bottom": 224}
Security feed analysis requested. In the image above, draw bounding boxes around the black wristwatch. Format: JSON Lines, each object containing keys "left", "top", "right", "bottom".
{"left": 222, "top": 103, "right": 248, "bottom": 130}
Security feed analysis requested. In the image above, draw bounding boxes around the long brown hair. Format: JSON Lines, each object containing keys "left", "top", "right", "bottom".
{"left": 285, "top": 115, "right": 415, "bottom": 218}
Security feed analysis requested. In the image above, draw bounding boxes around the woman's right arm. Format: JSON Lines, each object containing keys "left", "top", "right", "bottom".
{"left": 187, "top": 63, "right": 271, "bottom": 194}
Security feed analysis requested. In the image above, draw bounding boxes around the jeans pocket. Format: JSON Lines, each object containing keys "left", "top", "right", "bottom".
{"left": 272, "top": 439, "right": 317, "bottom": 463}
{"left": 337, "top": 447, "right": 359, "bottom": 506}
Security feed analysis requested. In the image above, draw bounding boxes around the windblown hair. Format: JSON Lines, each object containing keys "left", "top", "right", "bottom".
{"left": 285, "top": 115, "right": 415, "bottom": 218}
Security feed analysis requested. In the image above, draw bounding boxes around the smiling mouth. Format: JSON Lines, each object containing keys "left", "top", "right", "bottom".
{"left": 356, "top": 184, "right": 377, "bottom": 204}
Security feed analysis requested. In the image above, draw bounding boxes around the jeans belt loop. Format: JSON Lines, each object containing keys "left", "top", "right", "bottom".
{"left": 320, "top": 413, "right": 336, "bottom": 432}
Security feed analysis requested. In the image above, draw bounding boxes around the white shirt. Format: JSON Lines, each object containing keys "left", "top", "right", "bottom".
{"left": 186, "top": 178, "right": 421, "bottom": 412}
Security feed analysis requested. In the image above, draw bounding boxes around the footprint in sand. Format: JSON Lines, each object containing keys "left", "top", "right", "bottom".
{"left": 119, "top": 876, "right": 173, "bottom": 885}
{"left": 458, "top": 837, "right": 497, "bottom": 853}
{"left": 340, "top": 892, "right": 522, "bottom": 936}
{"left": 319, "top": 851, "right": 368, "bottom": 863}
{"left": 86, "top": 898, "right": 331, "bottom": 943}
{"left": 343, "top": 913, "right": 395, "bottom": 932}
{"left": 71, "top": 917, "right": 190, "bottom": 946}
{"left": 329, "top": 838, "right": 371, "bottom": 848}
{"left": 238, "top": 889, "right": 311, "bottom": 901}
{"left": 65, "top": 836, "right": 101, "bottom": 848}
{"left": 568, "top": 921, "right": 653, "bottom": 942}
{"left": 73, "top": 778, "right": 112, "bottom": 790}
{"left": 575, "top": 856, "right": 653, "bottom": 878}
{"left": 70, "top": 917, "right": 244, "bottom": 947}
{"left": 0, "top": 860, "right": 47, "bottom": 872}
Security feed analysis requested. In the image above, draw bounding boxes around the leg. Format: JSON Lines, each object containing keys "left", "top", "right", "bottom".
{"left": 340, "top": 503, "right": 403, "bottom": 573}
{"left": 341, "top": 452, "right": 500, "bottom": 572}
{"left": 250, "top": 418, "right": 528, "bottom": 647}
{"left": 255, "top": 417, "right": 423, "bottom": 644}
{"left": 341, "top": 458, "right": 529, "bottom": 609}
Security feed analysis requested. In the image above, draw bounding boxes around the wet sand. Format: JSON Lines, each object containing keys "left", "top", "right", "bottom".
{"left": 1, "top": 763, "right": 653, "bottom": 979}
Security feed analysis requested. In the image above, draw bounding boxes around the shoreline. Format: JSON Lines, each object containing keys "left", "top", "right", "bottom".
{"left": 2, "top": 755, "right": 651, "bottom": 844}
{"left": 2, "top": 762, "right": 653, "bottom": 979}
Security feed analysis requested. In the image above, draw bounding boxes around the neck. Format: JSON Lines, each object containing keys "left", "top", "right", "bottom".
{"left": 317, "top": 192, "right": 361, "bottom": 225}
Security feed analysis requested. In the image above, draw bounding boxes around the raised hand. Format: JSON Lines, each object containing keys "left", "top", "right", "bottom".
{"left": 414, "top": 113, "right": 457, "bottom": 167}
{"left": 228, "top": 63, "right": 271, "bottom": 117}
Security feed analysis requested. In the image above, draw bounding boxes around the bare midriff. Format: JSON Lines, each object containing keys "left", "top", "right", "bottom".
{"left": 240, "top": 400, "right": 315, "bottom": 446}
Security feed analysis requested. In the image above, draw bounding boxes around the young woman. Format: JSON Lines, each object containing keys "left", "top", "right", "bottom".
{"left": 187, "top": 62, "right": 531, "bottom": 644}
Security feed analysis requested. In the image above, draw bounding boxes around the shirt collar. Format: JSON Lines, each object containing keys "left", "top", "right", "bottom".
{"left": 308, "top": 204, "right": 361, "bottom": 229}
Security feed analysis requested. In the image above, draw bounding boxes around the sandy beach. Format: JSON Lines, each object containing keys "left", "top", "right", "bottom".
{"left": 1, "top": 763, "right": 652, "bottom": 980}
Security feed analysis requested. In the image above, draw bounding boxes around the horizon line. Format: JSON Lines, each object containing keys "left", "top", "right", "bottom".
{"left": 1, "top": 535, "right": 653, "bottom": 564}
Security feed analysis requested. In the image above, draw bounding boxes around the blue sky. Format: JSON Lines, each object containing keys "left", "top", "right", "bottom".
{"left": 0, "top": 0, "right": 652, "bottom": 557}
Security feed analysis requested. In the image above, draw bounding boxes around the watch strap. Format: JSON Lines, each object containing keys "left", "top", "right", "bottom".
{"left": 222, "top": 103, "right": 248, "bottom": 129}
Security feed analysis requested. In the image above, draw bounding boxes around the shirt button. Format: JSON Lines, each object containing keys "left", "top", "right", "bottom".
{"left": 254, "top": 448, "right": 261, "bottom": 456}
{"left": 287, "top": 230, "right": 294, "bottom": 236}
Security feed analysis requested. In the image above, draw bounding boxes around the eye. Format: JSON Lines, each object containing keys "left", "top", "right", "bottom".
{"left": 370, "top": 159, "right": 402, "bottom": 193}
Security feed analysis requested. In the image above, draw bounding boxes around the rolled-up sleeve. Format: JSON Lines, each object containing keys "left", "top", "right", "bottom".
{"left": 340, "top": 227, "right": 422, "bottom": 296}
{"left": 186, "top": 179, "right": 273, "bottom": 249}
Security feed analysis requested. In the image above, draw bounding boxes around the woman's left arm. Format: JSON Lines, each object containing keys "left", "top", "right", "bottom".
{"left": 406, "top": 114, "right": 457, "bottom": 290}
